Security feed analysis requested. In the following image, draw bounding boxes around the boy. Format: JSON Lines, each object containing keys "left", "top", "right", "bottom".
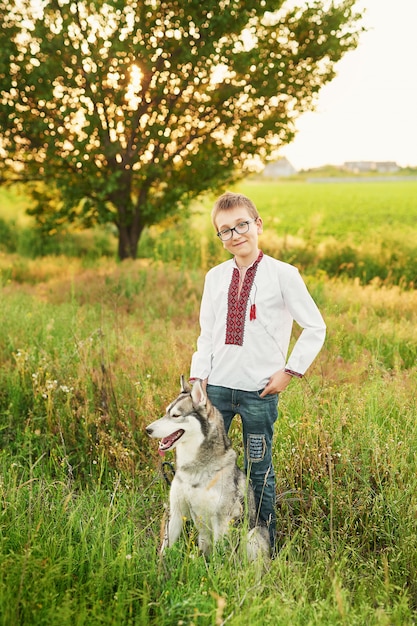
{"left": 189, "top": 191, "right": 326, "bottom": 552}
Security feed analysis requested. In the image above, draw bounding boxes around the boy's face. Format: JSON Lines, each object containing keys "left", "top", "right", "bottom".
{"left": 215, "top": 206, "right": 263, "bottom": 261}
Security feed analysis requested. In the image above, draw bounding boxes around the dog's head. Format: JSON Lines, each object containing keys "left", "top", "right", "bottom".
{"left": 146, "top": 376, "right": 211, "bottom": 456}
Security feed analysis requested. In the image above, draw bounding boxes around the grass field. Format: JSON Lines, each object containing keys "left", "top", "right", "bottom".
{"left": 1, "top": 180, "right": 417, "bottom": 624}
{"left": 139, "top": 179, "right": 417, "bottom": 287}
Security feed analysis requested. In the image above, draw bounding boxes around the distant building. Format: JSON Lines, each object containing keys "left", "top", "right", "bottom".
{"left": 343, "top": 161, "right": 399, "bottom": 173}
{"left": 262, "top": 157, "right": 297, "bottom": 178}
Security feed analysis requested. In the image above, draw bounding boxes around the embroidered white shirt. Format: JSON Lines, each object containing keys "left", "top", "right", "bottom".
{"left": 190, "top": 253, "right": 326, "bottom": 391}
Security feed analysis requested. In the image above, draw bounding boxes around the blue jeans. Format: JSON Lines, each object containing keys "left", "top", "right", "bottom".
{"left": 206, "top": 384, "right": 278, "bottom": 549}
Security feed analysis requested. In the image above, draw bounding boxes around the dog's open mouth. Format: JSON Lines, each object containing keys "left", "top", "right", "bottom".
{"left": 158, "top": 429, "right": 185, "bottom": 456}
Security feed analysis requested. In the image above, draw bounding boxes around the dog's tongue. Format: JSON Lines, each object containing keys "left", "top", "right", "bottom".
{"left": 158, "top": 429, "right": 184, "bottom": 456}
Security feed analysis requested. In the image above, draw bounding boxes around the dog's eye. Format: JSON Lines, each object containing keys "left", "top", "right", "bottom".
{"left": 171, "top": 412, "right": 181, "bottom": 419}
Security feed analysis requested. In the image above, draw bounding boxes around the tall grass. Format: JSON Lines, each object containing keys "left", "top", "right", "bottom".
{"left": 1, "top": 250, "right": 417, "bottom": 624}
{"left": 1, "top": 180, "right": 417, "bottom": 623}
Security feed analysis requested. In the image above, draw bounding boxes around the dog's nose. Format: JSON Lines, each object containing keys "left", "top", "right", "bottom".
{"left": 145, "top": 426, "right": 153, "bottom": 436}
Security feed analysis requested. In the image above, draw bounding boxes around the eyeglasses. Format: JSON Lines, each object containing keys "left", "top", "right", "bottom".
{"left": 216, "top": 218, "right": 258, "bottom": 241}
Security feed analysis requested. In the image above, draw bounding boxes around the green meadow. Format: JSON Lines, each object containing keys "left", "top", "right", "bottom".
{"left": 140, "top": 179, "right": 417, "bottom": 287}
{"left": 1, "top": 180, "right": 417, "bottom": 625}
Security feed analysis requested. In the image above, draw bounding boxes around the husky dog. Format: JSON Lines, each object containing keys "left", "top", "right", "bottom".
{"left": 146, "top": 376, "right": 270, "bottom": 560}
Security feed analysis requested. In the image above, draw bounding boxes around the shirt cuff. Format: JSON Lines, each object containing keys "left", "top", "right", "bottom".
{"left": 284, "top": 368, "right": 303, "bottom": 379}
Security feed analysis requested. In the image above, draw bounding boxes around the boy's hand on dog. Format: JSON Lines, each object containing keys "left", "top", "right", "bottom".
{"left": 259, "top": 370, "right": 292, "bottom": 397}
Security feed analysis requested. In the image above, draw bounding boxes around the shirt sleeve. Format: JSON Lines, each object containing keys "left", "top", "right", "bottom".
{"left": 281, "top": 268, "right": 326, "bottom": 375}
{"left": 189, "top": 273, "right": 215, "bottom": 380}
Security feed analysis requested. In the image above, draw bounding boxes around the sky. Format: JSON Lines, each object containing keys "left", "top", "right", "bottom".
{"left": 280, "top": 0, "right": 417, "bottom": 170}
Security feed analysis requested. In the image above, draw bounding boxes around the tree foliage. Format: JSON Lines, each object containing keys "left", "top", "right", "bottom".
{"left": 0, "top": 0, "right": 363, "bottom": 259}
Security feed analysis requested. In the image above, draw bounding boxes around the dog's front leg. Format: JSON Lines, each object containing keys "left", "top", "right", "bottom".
{"left": 160, "top": 511, "right": 183, "bottom": 554}
{"left": 159, "top": 506, "right": 170, "bottom": 554}
{"left": 160, "top": 496, "right": 185, "bottom": 554}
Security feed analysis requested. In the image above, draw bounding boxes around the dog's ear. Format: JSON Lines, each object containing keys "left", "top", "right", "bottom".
{"left": 180, "top": 375, "right": 191, "bottom": 394}
{"left": 190, "top": 379, "right": 207, "bottom": 409}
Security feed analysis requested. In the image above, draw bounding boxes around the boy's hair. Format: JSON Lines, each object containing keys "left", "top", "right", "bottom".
{"left": 211, "top": 192, "right": 259, "bottom": 227}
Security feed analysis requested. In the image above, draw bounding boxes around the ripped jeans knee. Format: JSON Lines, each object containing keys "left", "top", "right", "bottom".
{"left": 247, "top": 433, "right": 267, "bottom": 463}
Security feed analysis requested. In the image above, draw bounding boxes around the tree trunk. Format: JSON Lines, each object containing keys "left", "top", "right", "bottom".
{"left": 114, "top": 185, "right": 148, "bottom": 260}
{"left": 117, "top": 222, "right": 144, "bottom": 260}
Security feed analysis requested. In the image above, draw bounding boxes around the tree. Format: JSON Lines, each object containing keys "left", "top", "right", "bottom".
{"left": 0, "top": 0, "right": 362, "bottom": 259}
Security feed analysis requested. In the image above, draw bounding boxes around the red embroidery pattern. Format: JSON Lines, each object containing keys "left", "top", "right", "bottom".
{"left": 225, "top": 251, "right": 263, "bottom": 346}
